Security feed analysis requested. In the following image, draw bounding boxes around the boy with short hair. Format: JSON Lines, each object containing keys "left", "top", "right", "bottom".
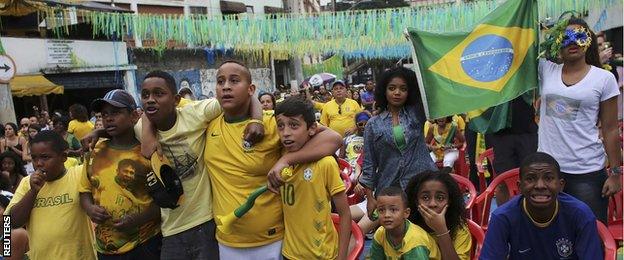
{"left": 7, "top": 130, "right": 96, "bottom": 260}
{"left": 274, "top": 97, "right": 351, "bottom": 260}
{"left": 79, "top": 89, "right": 161, "bottom": 258}
{"left": 204, "top": 60, "right": 342, "bottom": 259}
{"left": 368, "top": 186, "right": 440, "bottom": 260}
{"left": 480, "top": 152, "right": 603, "bottom": 259}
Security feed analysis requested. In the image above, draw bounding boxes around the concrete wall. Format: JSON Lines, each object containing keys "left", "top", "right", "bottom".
{"left": 1, "top": 37, "right": 129, "bottom": 75}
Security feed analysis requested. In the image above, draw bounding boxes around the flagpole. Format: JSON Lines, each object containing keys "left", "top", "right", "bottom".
{"left": 405, "top": 28, "right": 431, "bottom": 120}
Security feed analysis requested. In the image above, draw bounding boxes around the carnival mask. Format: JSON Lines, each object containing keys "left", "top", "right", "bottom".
{"left": 558, "top": 27, "right": 592, "bottom": 52}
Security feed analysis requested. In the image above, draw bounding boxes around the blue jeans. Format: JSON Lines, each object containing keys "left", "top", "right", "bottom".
{"left": 561, "top": 169, "right": 608, "bottom": 223}
{"left": 97, "top": 233, "right": 162, "bottom": 260}
{"left": 160, "top": 220, "right": 219, "bottom": 260}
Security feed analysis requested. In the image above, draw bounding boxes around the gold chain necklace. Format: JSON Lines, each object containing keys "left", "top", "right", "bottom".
{"left": 522, "top": 198, "right": 559, "bottom": 228}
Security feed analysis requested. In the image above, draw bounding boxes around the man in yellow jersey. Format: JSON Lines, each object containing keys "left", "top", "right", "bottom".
{"left": 205, "top": 60, "right": 342, "bottom": 259}
{"left": 275, "top": 97, "right": 351, "bottom": 260}
{"left": 8, "top": 131, "right": 96, "bottom": 260}
{"left": 320, "top": 81, "right": 362, "bottom": 137}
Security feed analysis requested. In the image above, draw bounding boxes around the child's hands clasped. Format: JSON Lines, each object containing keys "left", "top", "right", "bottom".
{"left": 418, "top": 204, "right": 448, "bottom": 235}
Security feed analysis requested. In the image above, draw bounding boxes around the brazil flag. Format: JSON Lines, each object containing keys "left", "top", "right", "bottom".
{"left": 408, "top": 0, "right": 538, "bottom": 120}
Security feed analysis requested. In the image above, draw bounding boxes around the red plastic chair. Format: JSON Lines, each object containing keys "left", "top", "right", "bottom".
{"left": 607, "top": 190, "right": 623, "bottom": 241}
{"left": 475, "top": 148, "right": 495, "bottom": 193}
{"left": 332, "top": 213, "right": 364, "bottom": 260}
{"left": 597, "top": 220, "right": 617, "bottom": 260}
{"left": 471, "top": 168, "right": 520, "bottom": 230}
{"left": 451, "top": 174, "right": 477, "bottom": 211}
{"left": 337, "top": 158, "right": 353, "bottom": 194}
{"left": 466, "top": 219, "right": 485, "bottom": 260}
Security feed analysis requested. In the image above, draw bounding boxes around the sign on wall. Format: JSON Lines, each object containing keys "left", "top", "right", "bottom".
{"left": 46, "top": 40, "right": 75, "bottom": 64}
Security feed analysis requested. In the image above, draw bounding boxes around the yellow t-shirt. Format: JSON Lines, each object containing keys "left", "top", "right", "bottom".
{"left": 6, "top": 167, "right": 96, "bottom": 260}
{"left": 424, "top": 115, "right": 465, "bottom": 137}
{"left": 205, "top": 112, "right": 283, "bottom": 247}
{"left": 452, "top": 224, "right": 472, "bottom": 260}
{"left": 64, "top": 157, "right": 80, "bottom": 168}
{"left": 177, "top": 97, "right": 193, "bottom": 108}
{"left": 68, "top": 120, "right": 94, "bottom": 140}
{"left": 368, "top": 220, "right": 440, "bottom": 260}
{"left": 281, "top": 156, "right": 346, "bottom": 259}
{"left": 135, "top": 98, "right": 222, "bottom": 237}
{"left": 428, "top": 223, "right": 472, "bottom": 260}
{"left": 78, "top": 140, "right": 160, "bottom": 254}
{"left": 313, "top": 101, "right": 326, "bottom": 111}
{"left": 319, "top": 98, "right": 361, "bottom": 137}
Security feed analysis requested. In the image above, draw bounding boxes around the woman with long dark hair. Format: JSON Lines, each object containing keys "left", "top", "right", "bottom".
{"left": 359, "top": 67, "right": 437, "bottom": 220}
{"left": 68, "top": 103, "right": 94, "bottom": 140}
{"left": 0, "top": 123, "right": 27, "bottom": 159}
{"left": 538, "top": 17, "right": 621, "bottom": 223}
{"left": 406, "top": 169, "right": 471, "bottom": 260}
{"left": 0, "top": 151, "right": 27, "bottom": 193}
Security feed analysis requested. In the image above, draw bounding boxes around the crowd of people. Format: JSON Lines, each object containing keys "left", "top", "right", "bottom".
{"left": 0, "top": 16, "right": 621, "bottom": 260}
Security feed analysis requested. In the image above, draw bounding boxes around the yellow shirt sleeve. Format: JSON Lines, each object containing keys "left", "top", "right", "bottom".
{"left": 78, "top": 158, "right": 92, "bottom": 193}
{"left": 177, "top": 97, "right": 193, "bottom": 107}
{"left": 324, "top": 159, "right": 346, "bottom": 196}
{"left": 453, "top": 224, "right": 473, "bottom": 260}
{"left": 314, "top": 101, "right": 325, "bottom": 111}
{"left": 424, "top": 121, "right": 432, "bottom": 137}
{"left": 68, "top": 120, "right": 77, "bottom": 134}
{"left": 319, "top": 107, "right": 329, "bottom": 127}
{"left": 5, "top": 177, "right": 30, "bottom": 214}
{"left": 453, "top": 115, "right": 466, "bottom": 132}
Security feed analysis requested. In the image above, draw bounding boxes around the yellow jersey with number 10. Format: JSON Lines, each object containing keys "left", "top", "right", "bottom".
{"left": 281, "top": 156, "right": 346, "bottom": 259}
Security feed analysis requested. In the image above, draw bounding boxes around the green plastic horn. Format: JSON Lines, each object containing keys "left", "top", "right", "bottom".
{"left": 215, "top": 167, "right": 293, "bottom": 234}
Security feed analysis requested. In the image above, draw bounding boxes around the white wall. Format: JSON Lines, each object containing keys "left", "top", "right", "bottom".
{"left": 1, "top": 37, "right": 129, "bottom": 75}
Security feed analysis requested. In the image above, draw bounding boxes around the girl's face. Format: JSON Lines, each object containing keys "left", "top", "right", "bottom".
{"left": 4, "top": 125, "right": 14, "bottom": 137}
{"left": 28, "top": 128, "right": 39, "bottom": 139}
{"left": 435, "top": 118, "right": 447, "bottom": 127}
{"left": 353, "top": 91, "right": 360, "bottom": 100}
{"left": 385, "top": 77, "right": 409, "bottom": 109}
{"left": 260, "top": 95, "right": 274, "bottom": 110}
{"left": 560, "top": 24, "right": 589, "bottom": 62}
{"left": 417, "top": 180, "right": 449, "bottom": 214}
{"left": 1, "top": 157, "right": 15, "bottom": 172}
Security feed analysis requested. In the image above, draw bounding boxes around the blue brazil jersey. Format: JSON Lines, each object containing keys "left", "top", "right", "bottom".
{"left": 480, "top": 193, "right": 603, "bottom": 260}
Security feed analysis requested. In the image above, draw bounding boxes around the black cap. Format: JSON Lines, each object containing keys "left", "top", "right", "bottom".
{"left": 146, "top": 153, "right": 184, "bottom": 209}
{"left": 91, "top": 89, "right": 137, "bottom": 112}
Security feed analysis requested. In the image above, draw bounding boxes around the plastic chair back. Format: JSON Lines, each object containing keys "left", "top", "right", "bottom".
{"left": 332, "top": 213, "right": 364, "bottom": 260}
{"left": 337, "top": 158, "right": 353, "bottom": 194}
{"left": 476, "top": 148, "right": 495, "bottom": 193}
{"left": 452, "top": 174, "right": 477, "bottom": 211}
{"left": 597, "top": 220, "right": 617, "bottom": 260}
{"left": 466, "top": 219, "right": 484, "bottom": 260}
{"left": 607, "top": 191, "right": 623, "bottom": 241}
{"left": 471, "top": 168, "right": 519, "bottom": 230}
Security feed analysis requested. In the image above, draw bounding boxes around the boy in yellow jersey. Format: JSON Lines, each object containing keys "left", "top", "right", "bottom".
{"left": 7, "top": 130, "right": 96, "bottom": 260}
{"left": 275, "top": 97, "right": 351, "bottom": 260}
{"left": 82, "top": 70, "right": 264, "bottom": 259}
{"left": 205, "top": 60, "right": 343, "bottom": 259}
{"left": 320, "top": 81, "right": 362, "bottom": 137}
{"left": 79, "top": 89, "right": 162, "bottom": 258}
{"left": 368, "top": 187, "right": 440, "bottom": 260}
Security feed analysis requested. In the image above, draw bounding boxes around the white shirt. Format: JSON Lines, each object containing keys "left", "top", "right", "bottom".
{"left": 537, "top": 60, "right": 620, "bottom": 174}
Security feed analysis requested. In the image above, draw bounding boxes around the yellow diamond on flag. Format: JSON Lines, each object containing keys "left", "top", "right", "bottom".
{"left": 428, "top": 24, "right": 535, "bottom": 92}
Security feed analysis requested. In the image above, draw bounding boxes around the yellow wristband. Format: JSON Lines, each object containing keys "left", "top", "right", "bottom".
{"left": 248, "top": 119, "right": 264, "bottom": 125}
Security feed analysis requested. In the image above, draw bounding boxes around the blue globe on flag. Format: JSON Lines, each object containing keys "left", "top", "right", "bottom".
{"left": 460, "top": 35, "right": 514, "bottom": 82}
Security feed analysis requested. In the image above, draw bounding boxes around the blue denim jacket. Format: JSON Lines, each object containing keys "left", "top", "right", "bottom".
{"left": 359, "top": 105, "right": 436, "bottom": 192}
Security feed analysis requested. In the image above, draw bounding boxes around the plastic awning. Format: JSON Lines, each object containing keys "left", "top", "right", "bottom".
{"left": 9, "top": 75, "right": 64, "bottom": 97}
